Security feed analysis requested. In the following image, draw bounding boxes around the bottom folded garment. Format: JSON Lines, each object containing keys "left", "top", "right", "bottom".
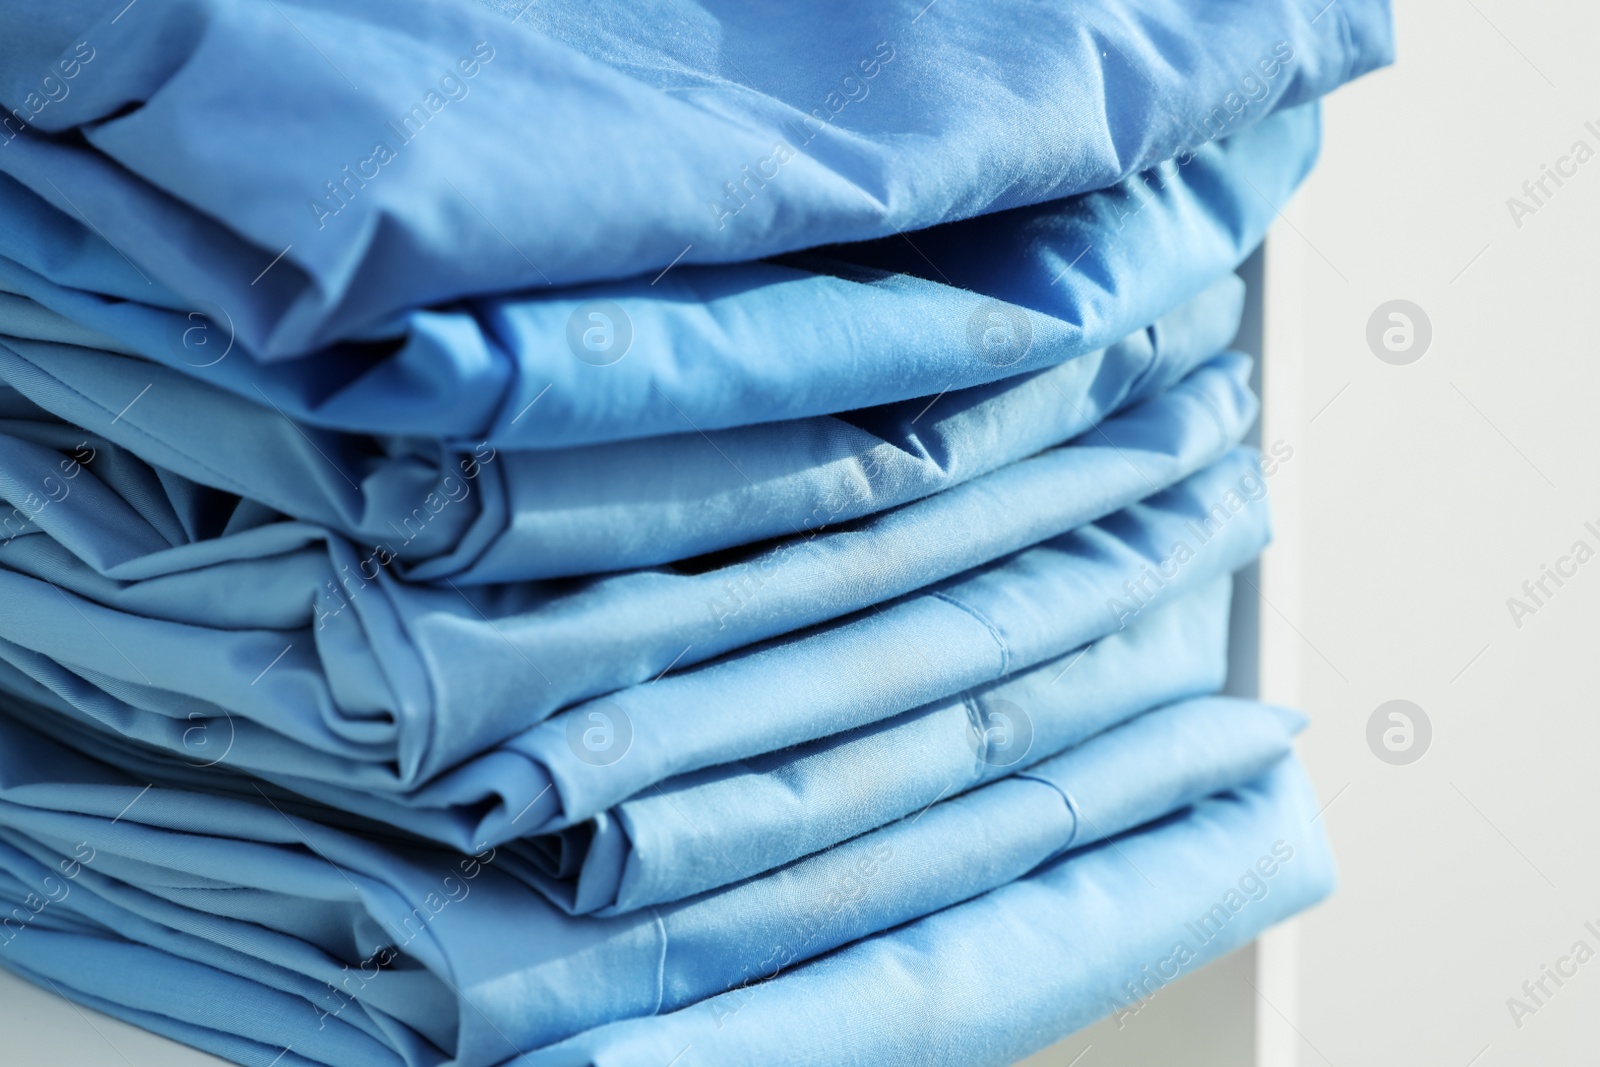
{"left": 0, "top": 698, "right": 1330, "bottom": 1067}
{"left": 524, "top": 757, "right": 1332, "bottom": 1067}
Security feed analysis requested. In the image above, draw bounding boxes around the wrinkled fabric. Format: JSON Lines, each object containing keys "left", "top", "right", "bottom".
{"left": 520, "top": 758, "right": 1332, "bottom": 1067}
{"left": 0, "top": 105, "right": 1310, "bottom": 450}
{"left": 0, "top": 280, "right": 1252, "bottom": 580}
{"left": 0, "top": 1, "right": 1391, "bottom": 1058}
{"left": 534, "top": 578, "right": 1235, "bottom": 915}
{"left": 0, "top": 339, "right": 1258, "bottom": 776}
{"left": 13, "top": 576, "right": 1232, "bottom": 916}
{"left": 0, "top": 1, "right": 1390, "bottom": 360}
{"left": 0, "top": 448, "right": 1275, "bottom": 846}
{"left": 0, "top": 695, "right": 1305, "bottom": 1065}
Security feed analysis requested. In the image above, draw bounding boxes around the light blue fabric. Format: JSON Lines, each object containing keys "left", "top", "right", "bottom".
{"left": 0, "top": 448, "right": 1275, "bottom": 849}
{"left": 0, "top": 2, "right": 1392, "bottom": 1061}
{"left": 0, "top": 693, "right": 1306, "bottom": 1065}
{"left": 435, "top": 448, "right": 1276, "bottom": 838}
{"left": 519, "top": 578, "right": 1235, "bottom": 915}
{"left": 0, "top": 1, "right": 1390, "bottom": 361}
{"left": 10, "top": 574, "right": 1231, "bottom": 917}
{"left": 520, "top": 758, "right": 1332, "bottom": 1067}
{"left": 0, "top": 359, "right": 1259, "bottom": 795}
{"left": 0, "top": 105, "right": 1311, "bottom": 450}
{"left": 0, "top": 279, "right": 1251, "bottom": 579}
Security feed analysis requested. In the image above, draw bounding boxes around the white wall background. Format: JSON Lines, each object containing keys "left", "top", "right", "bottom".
{"left": 1274, "top": 0, "right": 1600, "bottom": 1063}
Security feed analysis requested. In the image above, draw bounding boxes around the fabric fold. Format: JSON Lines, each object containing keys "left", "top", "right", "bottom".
{"left": 0, "top": 426, "right": 1274, "bottom": 817}
{"left": 0, "top": 691, "right": 1304, "bottom": 1064}
{"left": 0, "top": 2, "right": 1393, "bottom": 1058}
{"left": 0, "top": 279, "right": 1252, "bottom": 579}
{"left": 0, "top": 104, "right": 1312, "bottom": 451}
{"left": 525, "top": 577, "right": 1235, "bottom": 915}
{"left": 519, "top": 757, "right": 1333, "bottom": 1067}
{"left": 0, "top": 2, "right": 1389, "bottom": 358}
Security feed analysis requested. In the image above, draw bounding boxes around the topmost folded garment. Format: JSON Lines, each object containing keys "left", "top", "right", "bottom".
{"left": 0, "top": 0, "right": 1393, "bottom": 358}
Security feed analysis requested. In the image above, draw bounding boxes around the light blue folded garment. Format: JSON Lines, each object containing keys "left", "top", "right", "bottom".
{"left": 488, "top": 449, "right": 1274, "bottom": 839}
{"left": 521, "top": 757, "right": 1332, "bottom": 1067}
{"left": 0, "top": 279, "right": 1250, "bottom": 579}
{"left": 0, "top": 693, "right": 1303, "bottom": 1065}
{"left": 0, "top": 8, "right": 1375, "bottom": 1065}
{"left": 8, "top": 574, "right": 1231, "bottom": 916}
{"left": 0, "top": 103, "right": 1305, "bottom": 451}
{"left": 517, "top": 578, "right": 1235, "bottom": 915}
{"left": 0, "top": 105, "right": 1303, "bottom": 450}
{"left": 0, "top": 448, "right": 1274, "bottom": 853}
{"left": 0, "top": 355, "right": 1270, "bottom": 792}
{"left": 0, "top": 0, "right": 1390, "bottom": 359}
{"left": 0, "top": 105, "right": 1305, "bottom": 460}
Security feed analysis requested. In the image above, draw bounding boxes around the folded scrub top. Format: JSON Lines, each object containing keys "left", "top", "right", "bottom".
{"left": 0, "top": 448, "right": 1276, "bottom": 844}
{"left": 8, "top": 575, "right": 1232, "bottom": 917}
{"left": 0, "top": 332, "right": 1259, "bottom": 756}
{"left": 0, "top": 105, "right": 1309, "bottom": 449}
{"left": 0, "top": 107, "right": 1303, "bottom": 456}
{"left": 0, "top": 694, "right": 1302, "bottom": 1065}
{"left": 0, "top": 105, "right": 1305, "bottom": 460}
{"left": 520, "top": 758, "right": 1332, "bottom": 1067}
{"left": 511, "top": 577, "right": 1236, "bottom": 915}
{"left": 0, "top": 0, "right": 1391, "bottom": 357}
{"left": 0, "top": 355, "right": 1256, "bottom": 750}
{"left": 0, "top": 751, "right": 1330, "bottom": 1067}
{"left": 0, "top": 280, "right": 1252, "bottom": 580}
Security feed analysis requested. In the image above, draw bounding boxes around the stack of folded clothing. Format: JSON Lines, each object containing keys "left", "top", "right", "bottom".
{"left": 0, "top": 2, "right": 1392, "bottom": 1064}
